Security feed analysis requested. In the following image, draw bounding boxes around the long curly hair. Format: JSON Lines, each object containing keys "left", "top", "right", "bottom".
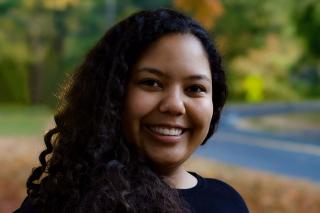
{"left": 26, "top": 8, "right": 227, "bottom": 213}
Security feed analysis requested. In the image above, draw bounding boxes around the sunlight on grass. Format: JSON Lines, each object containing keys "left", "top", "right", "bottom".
{"left": 0, "top": 105, "right": 52, "bottom": 136}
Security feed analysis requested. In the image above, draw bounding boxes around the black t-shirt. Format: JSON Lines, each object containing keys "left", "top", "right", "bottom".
{"left": 14, "top": 172, "right": 249, "bottom": 213}
{"left": 178, "top": 172, "right": 249, "bottom": 213}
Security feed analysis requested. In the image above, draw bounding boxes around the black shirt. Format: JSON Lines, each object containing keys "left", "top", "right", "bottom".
{"left": 178, "top": 172, "right": 249, "bottom": 213}
{"left": 14, "top": 172, "right": 249, "bottom": 213}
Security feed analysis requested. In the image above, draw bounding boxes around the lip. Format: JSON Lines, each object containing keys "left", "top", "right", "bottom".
{"left": 143, "top": 124, "right": 187, "bottom": 143}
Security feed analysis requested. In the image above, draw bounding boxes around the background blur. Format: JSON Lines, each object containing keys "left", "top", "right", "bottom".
{"left": 0, "top": 0, "right": 319, "bottom": 212}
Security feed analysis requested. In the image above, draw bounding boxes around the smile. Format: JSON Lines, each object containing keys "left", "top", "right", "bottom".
{"left": 148, "top": 126, "right": 184, "bottom": 136}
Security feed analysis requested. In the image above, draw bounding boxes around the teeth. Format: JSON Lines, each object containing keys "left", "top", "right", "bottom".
{"left": 149, "top": 126, "right": 183, "bottom": 136}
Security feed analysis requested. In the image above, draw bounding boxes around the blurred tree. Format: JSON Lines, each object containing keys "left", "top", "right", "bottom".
{"left": 0, "top": 0, "right": 75, "bottom": 103}
{"left": 105, "top": 0, "right": 117, "bottom": 26}
{"left": 43, "top": 0, "right": 79, "bottom": 10}
{"left": 213, "top": 0, "right": 293, "bottom": 60}
{"left": 230, "top": 34, "right": 301, "bottom": 101}
{"left": 0, "top": 0, "right": 174, "bottom": 105}
{"left": 293, "top": 0, "right": 320, "bottom": 58}
{"left": 132, "top": 0, "right": 171, "bottom": 9}
{"left": 1, "top": 0, "right": 318, "bottom": 104}
{"left": 23, "top": 0, "right": 82, "bottom": 104}
{"left": 173, "top": 0, "right": 224, "bottom": 29}
{"left": 211, "top": 0, "right": 308, "bottom": 101}
{"left": 0, "top": 0, "right": 106, "bottom": 104}
{"left": 0, "top": 0, "right": 31, "bottom": 103}
{"left": 291, "top": 0, "right": 320, "bottom": 98}
{"left": 243, "top": 74, "right": 264, "bottom": 102}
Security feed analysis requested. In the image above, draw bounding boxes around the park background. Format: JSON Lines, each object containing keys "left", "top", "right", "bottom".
{"left": 0, "top": 0, "right": 319, "bottom": 212}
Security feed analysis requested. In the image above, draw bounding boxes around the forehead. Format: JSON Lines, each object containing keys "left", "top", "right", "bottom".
{"left": 133, "top": 33, "right": 211, "bottom": 80}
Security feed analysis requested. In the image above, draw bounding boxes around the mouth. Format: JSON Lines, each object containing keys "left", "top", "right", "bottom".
{"left": 146, "top": 125, "right": 186, "bottom": 137}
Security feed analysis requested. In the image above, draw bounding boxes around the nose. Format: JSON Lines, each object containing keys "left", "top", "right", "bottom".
{"left": 158, "top": 86, "right": 186, "bottom": 116}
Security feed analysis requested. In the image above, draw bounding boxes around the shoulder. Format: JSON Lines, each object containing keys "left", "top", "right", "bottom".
{"left": 180, "top": 172, "right": 249, "bottom": 213}
{"left": 202, "top": 174, "right": 249, "bottom": 212}
{"left": 204, "top": 176, "right": 245, "bottom": 199}
{"left": 13, "top": 197, "right": 36, "bottom": 213}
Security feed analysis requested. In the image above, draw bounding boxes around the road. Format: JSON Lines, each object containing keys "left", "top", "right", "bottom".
{"left": 195, "top": 101, "right": 320, "bottom": 183}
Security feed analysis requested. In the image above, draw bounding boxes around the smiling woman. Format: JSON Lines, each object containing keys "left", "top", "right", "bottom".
{"left": 14, "top": 8, "right": 248, "bottom": 213}
{"left": 123, "top": 34, "right": 213, "bottom": 181}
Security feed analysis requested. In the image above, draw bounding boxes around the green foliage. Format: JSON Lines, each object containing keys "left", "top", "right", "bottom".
{"left": 228, "top": 34, "right": 302, "bottom": 101}
{"left": 293, "top": 0, "right": 320, "bottom": 58}
{"left": 0, "top": 0, "right": 319, "bottom": 105}
{"left": 0, "top": 0, "right": 173, "bottom": 105}
{"left": 214, "top": 0, "right": 271, "bottom": 59}
{"left": 214, "top": 0, "right": 320, "bottom": 101}
{"left": 243, "top": 75, "right": 264, "bottom": 103}
{"left": 289, "top": 0, "right": 320, "bottom": 98}
{"left": 0, "top": 58, "right": 29, "bottom": 103}
{"left": 0, "top": 1, "right": 31, "bottom": 103}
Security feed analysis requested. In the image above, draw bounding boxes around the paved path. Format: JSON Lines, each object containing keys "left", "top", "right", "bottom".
{"left": 195, "top": 101, "right": 320, "bottom": 183}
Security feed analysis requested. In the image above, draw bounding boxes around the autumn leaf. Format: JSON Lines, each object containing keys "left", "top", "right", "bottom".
{"left": 173, "top": 0, "right": 224, "bottom": 29}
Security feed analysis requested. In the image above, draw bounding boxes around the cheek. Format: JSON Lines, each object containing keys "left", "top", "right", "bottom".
{"left": 189, "top": 99, "right": 213, "bottom": 133}
{"left": 125, "top": 90, "right": 158, "bottom": 119}
{"left": 123, "top": 88, "right": 159, "bottom": 142}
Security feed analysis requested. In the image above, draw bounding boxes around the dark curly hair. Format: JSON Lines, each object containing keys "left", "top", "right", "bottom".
{"left": 26, "top": 8, "right": 227, "bottom": 213}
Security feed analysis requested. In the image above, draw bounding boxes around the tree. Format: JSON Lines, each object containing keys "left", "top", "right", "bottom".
{"left": 173, "top": 0, "right": 224, "bottom": 29}
{"left": 0, "top": 0, "right": 174, "bottom": 104}
{"left": 291, "top": 0, "right": 320, "bottom": 97}
{"left": 293, "top": 0, "right": 320, "bottom": 58}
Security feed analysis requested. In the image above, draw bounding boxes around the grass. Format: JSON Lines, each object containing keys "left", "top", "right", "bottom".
{"left": 0, "top": 105, "right": 52, "bottom": 136}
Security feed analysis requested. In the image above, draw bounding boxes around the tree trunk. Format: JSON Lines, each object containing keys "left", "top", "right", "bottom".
{"left": 27, "top": 32, "right": 45, "bottom": 104}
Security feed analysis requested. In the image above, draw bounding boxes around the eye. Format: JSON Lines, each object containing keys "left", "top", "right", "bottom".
{"left": 139, "top": 79, "right": 162, "bottom": 88}
{"left": 186, "top": 85, "right": 207, "bottom": 94}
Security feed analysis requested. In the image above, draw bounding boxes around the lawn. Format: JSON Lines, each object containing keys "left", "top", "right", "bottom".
{"left": 0, "top": 105, "right": 52, "bottom": 136}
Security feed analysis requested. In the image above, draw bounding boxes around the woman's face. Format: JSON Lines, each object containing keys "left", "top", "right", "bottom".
{"left": 122, "top": 33, "right": 213, "bottom": 172}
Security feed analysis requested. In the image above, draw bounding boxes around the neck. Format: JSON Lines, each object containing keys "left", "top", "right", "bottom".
{"left": 157, "top": 165, "right": 197, "bottom": 189}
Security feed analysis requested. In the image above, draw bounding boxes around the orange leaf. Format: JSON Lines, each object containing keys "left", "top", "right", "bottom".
{"left": 173, "top": 0, "right": 224, "bottom": 29}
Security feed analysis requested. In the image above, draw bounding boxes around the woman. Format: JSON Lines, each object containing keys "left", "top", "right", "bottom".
{"left": 15, "top": 8, "right": 248, "bottom": 213}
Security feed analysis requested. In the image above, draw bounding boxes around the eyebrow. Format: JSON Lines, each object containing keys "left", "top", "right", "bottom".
{"left": 136, "top": 67, "right": 211, "bottom": 82}
{"left": 136, "top": 67, "right": 165, "bottom": 77}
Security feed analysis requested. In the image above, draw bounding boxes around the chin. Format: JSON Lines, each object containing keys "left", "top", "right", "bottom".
{"left": 148, "top": 153, "right": 188, "bottom": 170}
